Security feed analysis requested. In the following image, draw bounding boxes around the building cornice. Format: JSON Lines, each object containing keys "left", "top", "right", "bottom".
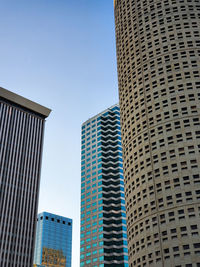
{"left": 0, "top": 87, "right": 51, "bottom": 118}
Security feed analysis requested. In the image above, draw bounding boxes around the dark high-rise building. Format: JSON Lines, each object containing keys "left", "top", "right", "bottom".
{"left": 34, "top": 212, "right": 72, "bottom": 267}
{"left": 0, "top": 87, "right": 51, "bottom": 266}
{"left": 114, "top": 0, "right": 200, "bottom": 266}
{"left": 80, "top": 104, "right": 129, "bottom": 266}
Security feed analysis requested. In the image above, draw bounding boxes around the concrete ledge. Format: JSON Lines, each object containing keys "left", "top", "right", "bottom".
{"left": 0, "top": 87, "right": 51, "bottom": 118}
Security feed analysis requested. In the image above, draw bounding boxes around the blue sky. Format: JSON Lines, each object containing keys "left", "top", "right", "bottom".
{"left": 0, "top": 0, "right": 118, "bottom": 266}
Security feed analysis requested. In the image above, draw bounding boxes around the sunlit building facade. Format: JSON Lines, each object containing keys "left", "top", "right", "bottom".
{"left": 114, "top": 0, "right": 200, "bottom": 266}
{"left": 80, "top": 104, "right": 129, "bottom": 266}
{"left": 33, "top": 212, "right": 72, "bottom": 267}
{"left": 0, "top": 87, "right": 51, "bottom": 266}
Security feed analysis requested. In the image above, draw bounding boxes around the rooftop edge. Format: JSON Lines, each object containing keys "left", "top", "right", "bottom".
{"left": 82, "top": 103, "right": 119, "bottom": 127}
{"left": 38, "top": 211, "right": 72, "bottom": 221}
{"left": 0, "top": 87, "right": 51, "bottom": 118}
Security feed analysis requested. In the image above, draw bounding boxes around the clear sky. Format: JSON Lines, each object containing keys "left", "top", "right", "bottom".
{"left": 0, "top": 0, "right": 118, "bottom": 266}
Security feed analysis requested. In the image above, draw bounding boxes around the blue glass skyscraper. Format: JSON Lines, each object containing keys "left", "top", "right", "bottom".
{"left": 80, "top": 104, "right": 129, "bottom": 266}
{"left": 34, "top": 212, "right": 72, "bottom": 267}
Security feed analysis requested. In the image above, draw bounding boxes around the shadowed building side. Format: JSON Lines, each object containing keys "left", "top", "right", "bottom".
{"left": 0, "top": 87, "right": 51, "bottom": 267}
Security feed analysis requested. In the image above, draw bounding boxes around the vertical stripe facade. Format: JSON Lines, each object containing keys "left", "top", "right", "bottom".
{"left": 0, "top": 99, "right": 45, "bottom": 267}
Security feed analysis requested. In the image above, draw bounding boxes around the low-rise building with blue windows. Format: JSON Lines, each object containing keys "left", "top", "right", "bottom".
{"left": 34, "top": 212, "right": 72, "bottom": 267}
{"left": 80, "top": 104, "right": 129, "bottom": 266}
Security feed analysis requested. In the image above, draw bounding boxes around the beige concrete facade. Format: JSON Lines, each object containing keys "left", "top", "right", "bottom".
{"left": 114, "top": 0, "right": 200, "bottom": 266}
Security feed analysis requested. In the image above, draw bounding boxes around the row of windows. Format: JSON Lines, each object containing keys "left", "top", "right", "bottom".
{"left": 81, "top": 234, "right": 103, "bottom": 244}
{"left": 37, "top": 216, "right": 71, "bottom": 226}
{"left": 81, "top": 220, "right": 103, "bottom": 233}
{"left": 121, "top": 111, "right": 200, "bottom": 148}
{"left": 81, "top": 249, "right": 104, "bottom": 260}
{"left": 82, "top": 147, "right": 102, "bottom": 156}
{"left": 81, "top": 154, "right": 97, "bottom": 161}
{"left": 80, "top": 259, "right": 104, "bottom": 266}
{"left": 123, "top": 117, "right": 200, "bottom": 159}
{"left": 81, "top": 213, "right": 103, "bottom": 225}
{"left": 82, "top": 136, "right": 98, "bottom": 145}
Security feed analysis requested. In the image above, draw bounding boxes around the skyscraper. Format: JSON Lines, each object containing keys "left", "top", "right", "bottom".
{"left": 33, "top": 212, "right": 72, "bottom": 267}
{"left": 0, "top": 87, "right": 51, "bottom": 266}
{"left": 80, "top": 104, "right": 129, "bottom": 266}
{"left": 114, "top": 0, "right": 200, "bottom": 266}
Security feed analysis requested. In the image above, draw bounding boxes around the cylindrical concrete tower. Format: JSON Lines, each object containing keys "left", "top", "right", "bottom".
{"left": 114, "top": 0, "right": 200, "bottom": 266}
